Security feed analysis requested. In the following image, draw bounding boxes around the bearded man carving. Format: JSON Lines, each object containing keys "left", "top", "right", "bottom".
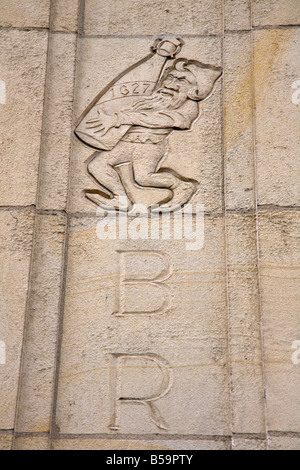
{"left": 75, "top": 51, "right": 221, "bottom": 211}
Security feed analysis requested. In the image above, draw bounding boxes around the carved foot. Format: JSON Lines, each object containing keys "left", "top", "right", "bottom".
{"left": 85, "top": 190, "right": 132, "bottom": 212}
{"left": 153, "top": 181, "right": 198, "bottom": 211}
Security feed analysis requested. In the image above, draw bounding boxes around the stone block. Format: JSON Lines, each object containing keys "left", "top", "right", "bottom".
{"left": 14, "top": 436, "right": 49, "bottom": 450}
{"left": 252, "top": 0, "right": 300, "bottom": 26}
{"left": 0, "top": 433, "right": 13, "bottom": 450}
{"left": 226, "top": 215, "right": 265, "bottom": 433}
{"left": 258, "top": 212, "right": 300, "bottom": 432}
{"left": 224, "top": 0, "right": 251, "bottom": 30}
{"left": 224, "top": 33, "right": 255, "bottom": 211}
{"left": 0, "top": 30, "right": 48, "bottom": 206}
{"left": 52, "top": 438, "right": 229, "bottom": 450}
{"left": 232, "top": 436, "right": 267, "bottom": 450}
{"left": 0, "top": 0, "right": 50, "bottom": 28}
{"left": 15, "top": 214, "right": 67, "bottom": 433}
{"left": 269, "top": 435, "right": 300, "bottom": 450}
{"left": 254, "top": 29, "right": 300, "bottom": 207}
{"left": 0, "top": 209, "right": 35, "bottom": 428}
{"left": 50, "top": 0, "right": 80, "bottom": 32}
{"left": 54, "top": 215, "right": 230, "bottom": 435}
{"left": 37, "top": 33, "right": 77, "bottom": 211}
{"left": 83, "top": 0, "right": 223, "bottom": 36}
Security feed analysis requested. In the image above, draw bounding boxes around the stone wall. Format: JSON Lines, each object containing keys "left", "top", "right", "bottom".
{"left": 0, "top": 0, "right": 299, "bottom": 450}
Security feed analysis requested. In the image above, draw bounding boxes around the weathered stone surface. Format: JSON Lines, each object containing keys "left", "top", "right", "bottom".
{"left": 0, "top": 433, "right": 13, "bottom": 450}
{"left": 224, "top": 33, "right": 255, "bottom": 211}
{"left": 258, "top": 212, "right": 300, "bottom": 432}
{"left": 50, "top": 0, "right": 80, "bottom": 32}
{"left": 70, "top": 36, "right": 222, "bottom": 214}
{"left": 14, "top": 436, "right": 49, "bottom": 450}
{"left": 224, "top": 0, "right": 251, "bottom": 30}
{"left": 52, "top": 438, "right": 229, "bottom": 450}
{"left": 269, "top": 435, "right": 300, "bottom": 450}
{"left": 232, "top": 437, "right": 267, "bottom": 450}
{"left": 55, "top": 215, "right": 229, "bottom": 435}
{"left": 0, "top": 0, "right": 299, "bottom": 451}
{"left": 226, "top": 215, "right": 265, "bottom": 433}
{"left": 252, "top": 0, "right": 300, "bottom": 26}
{"left": 15, "top": 214, "right": 67, "bottom": 433}
{"left": 83, "top": 0, "right": 223, "bottom": 36}
{"left": 0, "top": 0, "right": 50, "bottom": 28}
{"left": 0, "top": 209, "right": 35, "bottom": 429}
{"left": 254, "top": 29, "right": 300, "bottom": 207}
{"left": 37, "top": 33, "right": 77, "bottom": 211}
{"left": 0, "top": 30, "right": 48, "bottom": 206}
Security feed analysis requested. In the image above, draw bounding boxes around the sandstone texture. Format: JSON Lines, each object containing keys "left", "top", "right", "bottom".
{"left": 0, "top": 0, "right": 299, "bottom": 451}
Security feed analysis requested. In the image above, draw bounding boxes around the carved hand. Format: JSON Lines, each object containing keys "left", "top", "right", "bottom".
{"left": 86, "top": 110, "right": 119, "bottom": 136}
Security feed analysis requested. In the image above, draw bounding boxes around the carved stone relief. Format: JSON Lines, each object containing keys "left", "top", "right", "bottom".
{"left": 1, "top": 0, "right": 299, "bottom": 451}
{"left": 75, "top": 38, "right": 222, "bottom": 212}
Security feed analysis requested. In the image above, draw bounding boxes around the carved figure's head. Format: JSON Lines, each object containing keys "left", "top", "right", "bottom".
{"left": 130, "top": 59, "right": 221, "bottom": 112}
{"left": 160, "top": 59, "right": 222, "bottom": 102}
{"left": 160, "top": 68, "right": 198, "bottom": 100}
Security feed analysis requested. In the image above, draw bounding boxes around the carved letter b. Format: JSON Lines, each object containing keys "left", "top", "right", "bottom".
{"left": 114, "top": 250, "right": 172, "bottom": 315}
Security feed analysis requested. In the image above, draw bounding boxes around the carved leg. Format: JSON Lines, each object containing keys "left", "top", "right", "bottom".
{"left": 132, "top": 143, "right": 178, "bottom": 189}
{"left": 87, "top": 152, "right": 128, "bottom": 198}
{"left": 85, "top": 148, "right": 132, "bottom": 210}
{"left": 132, "top": 143, "right": 198, "bottom": 208}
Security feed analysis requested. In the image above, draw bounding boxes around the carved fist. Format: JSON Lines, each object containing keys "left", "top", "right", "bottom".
{"left": 152, "top": 37, "right": 184, "bottom": 58}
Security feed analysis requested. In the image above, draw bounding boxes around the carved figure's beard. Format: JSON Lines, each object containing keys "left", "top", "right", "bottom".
{"left": 130, "top": 88, "right": 188, "bottom": 111}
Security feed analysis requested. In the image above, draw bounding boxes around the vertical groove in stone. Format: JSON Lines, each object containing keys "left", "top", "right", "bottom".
{"left": 224, "top": 0, "right": 266, "bottom": 443}
{"left": 221, "top": 1, "right": 226, "bottom": 218}
{"left": 222, "top": 0, "right": 234, "bottom": 452}
{"left": 36, "top": 31, "right": 77, "bottom": 211}
{"left": 12, "top": 1, "right": 79, "bottom": 451}
{"left": 223, "top": 30, "right": 255, "bottom": 211}
{"left": 250, "top": 0, "right": 270, "bottom": 449}
{"left": 226, "top": 214, "right": 266, "bottom": 434}
{"left": 11, "top": 13, "right": 51, "bottom": 448}
{"left": 78, "top": 0, "right": 85, "bottom": 36}
{"left": 49, "top": 0, "right": 84, "bottom": 447}
{"left": 13, "top": 214, "right": 67, "bottom": 437}
{"left": 49, "top": 216, "right": 70, "bottom": 443}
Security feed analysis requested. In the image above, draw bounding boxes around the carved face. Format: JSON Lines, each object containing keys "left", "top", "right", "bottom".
{"left": 160, "top": 70, "right": 197, "bottom": 97}
{"left": 130, "top": 68, "right": 198, "bottom": 112}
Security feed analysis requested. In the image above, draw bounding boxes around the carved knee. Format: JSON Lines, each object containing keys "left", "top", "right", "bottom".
{"left": 87, "top": 157, "right": 107, "bottom": 178}
{"left": 87, "top": 158, "right": 97, "bottom": 176}
{"left": 133, "top": 168, "right": 153, "bottom": 187}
